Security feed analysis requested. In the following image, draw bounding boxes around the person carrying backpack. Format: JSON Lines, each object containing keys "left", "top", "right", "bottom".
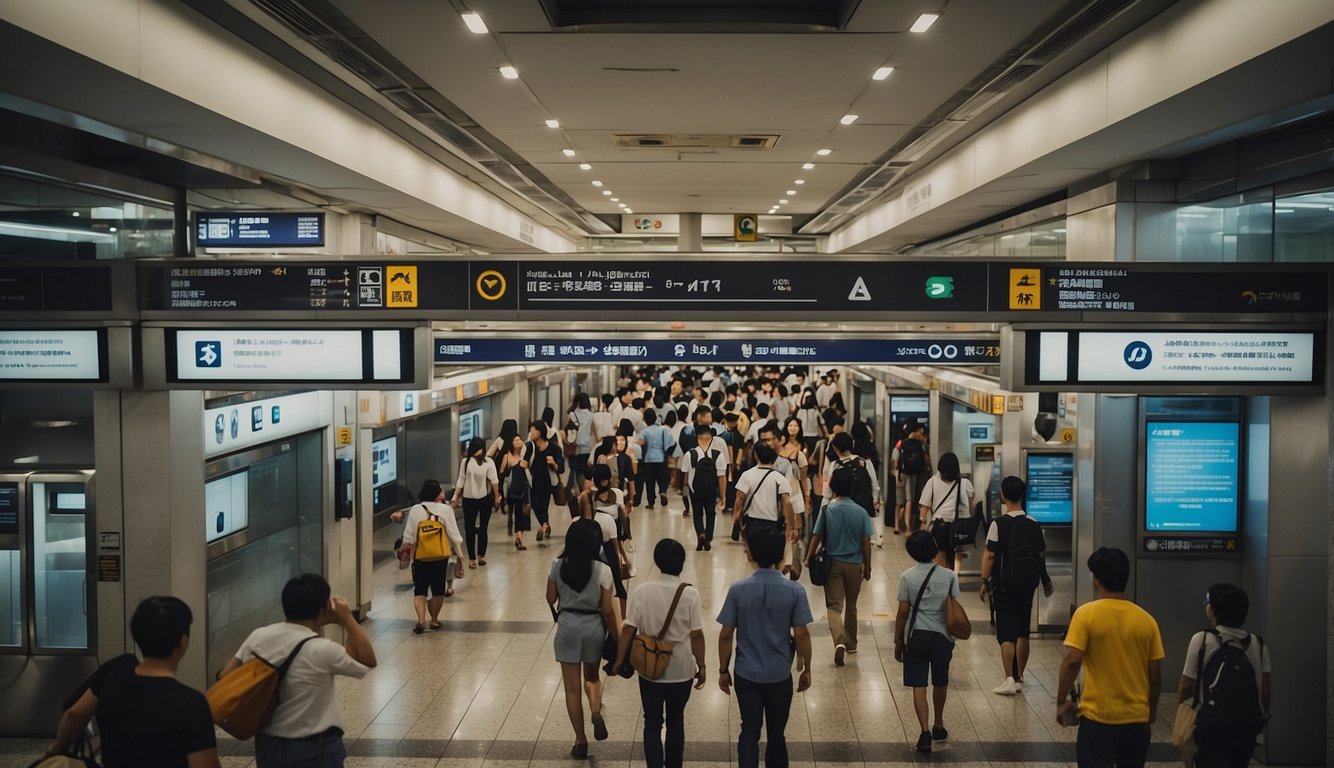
{"left": 823, "top": 433, "right": 880, "bottom": 538}
{"left": 979, "top": 476, "right": 1053, "bottom": 695}
{"left": 685, "top": 425, "right": 727, "bottom": 551}
{"left": 1176, "top": 583, "right": 1270, "bottom": 768}
{"left": 896, "top": 423, "right": 930, "bottom": 532}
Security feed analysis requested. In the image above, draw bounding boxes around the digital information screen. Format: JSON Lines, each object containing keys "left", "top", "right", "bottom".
{"left": 196, "top": 212, "right": 324, "bottom": 247}
{"left": 168, "top": 328, "right": 411, "bottom": 385}
{"left": 0, "top": 482, "right": 18, "bottom": 535}
{"left": 1026, "top": 452, "right": 1074, "bottom": 524}
{"left": 1145, "top": 421, "right": 1240, "bottom": 532}
{"left": 0, "top": 330, "right": 104, "bottom": 382}
{"left": 371, "top": 437, "right": 397, "bottom": 488}
{"left": 459, "top": 410, "right": 484, "bottom": 444}
{"left": 205, "top": 471, "right": 248, "bottom": 543}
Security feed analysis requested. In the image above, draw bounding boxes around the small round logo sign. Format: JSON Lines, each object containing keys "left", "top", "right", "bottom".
{"left": 1123, "top": 341, "right": 1152, "bottom": 370}
{"left": 475, "top": 269, "right": 507, "bottom": 301}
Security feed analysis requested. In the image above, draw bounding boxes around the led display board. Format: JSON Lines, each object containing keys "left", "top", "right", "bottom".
{"left": 434, "top": 338, "right": 999, "bottom": 365}
{"left": 195, "top": 212, "right": 325, "bottom": 247}
{"left": 1025, "top": 452, "right": 1074, "bottom": 525}
{"left": 0, "top": 330, "right": 105, "bottom": 382}
{"left": 1145, "top": 421, "right": 1240, "bottom": 533}
{"left": 371, "top": 436, "right": 397, "bottom": 488}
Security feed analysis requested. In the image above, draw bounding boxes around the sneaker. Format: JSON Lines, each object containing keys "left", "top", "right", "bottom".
{"left": 931, "top": 725, "right": 948, "bottom": 741}
{"left": 846, "top": 646, "right": 858, "bottom": 654}
{"left": 915, "top": 731, "right": 932, "bottom": 753}
{"left": 874, "top": 536, "right": 883, "bottom": 548}
{"left": 834, "top": 644, "right": 846, "bottom": 667}
{"left": 570, "top": 742, "right": 588, "bottom": 759}
{"left": 992, "top": 677, "right": 1019, "bottom": 695}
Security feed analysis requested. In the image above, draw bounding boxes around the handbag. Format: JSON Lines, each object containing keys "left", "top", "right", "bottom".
{"left": 1171, "top": 631, "right": 1212, "bottom": 766}
{"left": 629, "top": 583, "right": 689, "bottom": 680}
{"left": 27, "top": 734, "right": 98, "bottom": 768}
{"left": 946, "top": 595, "right": 972, "bottom": 639}
{"left": 904, "top": 565, "right": 940, "bottom": 659}
{"left": 807, "top": 545, "right": 831, "bottom": 587}
{"left": 951, "top": 514, "right": 981, "bottom": 548}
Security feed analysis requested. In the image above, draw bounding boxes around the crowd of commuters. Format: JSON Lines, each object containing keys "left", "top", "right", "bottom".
{"left": 39, "top": 365, "right": 1272, "bottom": 768}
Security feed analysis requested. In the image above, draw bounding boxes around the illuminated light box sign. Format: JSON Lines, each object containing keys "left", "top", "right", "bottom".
{"left": 205, "top": 471, "right": 248, "bottom": 543}
{"left": 1019, "top": 329, "right": 1323, "bottom": 390}
{"left": 167, "top": 328, "right": 415, "bottom": 385}
{"left": 196, "top": 212, "right": 325, "bottom": 248}
{"left": 1025, "top": 452, "right": 1074, "bottom": 525}
{"left": 203, "top": 391, "right": 323, "bottom": 458}
{"left": 0, "top": 330, "right": 105, "bottom": 382}
{"left": 434, "top": 338, "right": 1000, "bottom": 365}
{"left": 371, "top": 436, "right": 397, "bottom": 488}
{"left": 1145, "top": 421, "right": 1240, "bottom": 533}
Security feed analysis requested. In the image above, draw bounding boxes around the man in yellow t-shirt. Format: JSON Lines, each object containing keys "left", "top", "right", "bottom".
{"left": 1056, "top": 547, "right": 1164, "bottom": 768}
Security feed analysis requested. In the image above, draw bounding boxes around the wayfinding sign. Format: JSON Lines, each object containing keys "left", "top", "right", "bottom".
{"left": 434, "top": 337, "right": 1000, "bottom": 365}
{"left": 196, "top": 212, "right": 325, "bottom": 248}
{"left": 0, "top": 330, "right": 104, "bottom": 382}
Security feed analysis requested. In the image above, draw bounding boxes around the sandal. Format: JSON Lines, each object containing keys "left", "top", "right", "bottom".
{"left": 468, "top": 560, "right": 478, "bottom": 569}
{"left": 412, "top": 623, "right": 424, "bottom": 635}
{"left": 536, "top": 527, "right": 545, "bottom": 542}
{"left": 478, "top": 558, "right": 487, "bottom": 566}
{"left": 445, "top": 588, "right": 455, "bottom": 597}
{"left": 429, "top": 620, "right": 443, "bottom": 630}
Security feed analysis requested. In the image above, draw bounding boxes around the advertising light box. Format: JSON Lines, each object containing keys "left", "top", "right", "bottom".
{"left": 371, "top": 436, "right": 397, "bottom": 488}
{"left": 1025, "top": 452, "right": 1074, "bottom": 525}
{"left": 205, "top": 471, "right": 248, "bottom": 543}
{"left": 1145, "top": 421, "right": 1240, "bottom": 533}
{"left": 164, "top": 328, "right": 416, "bottom": 386}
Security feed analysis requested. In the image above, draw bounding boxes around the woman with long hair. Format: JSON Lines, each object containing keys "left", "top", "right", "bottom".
{"left": 547, "top": 519, "right": 620, "bottom": 759}
{"left": 490, "top": 418, "right": 519, "bottom": 462}
{"left": 568, "top": 392, "right": 595, "bottom": 495}
{"left": 453, "top": 436, "right": 501, "bottom": 569}
{"left": 780, "top": 416, "right": 813, "bottom": 523}
{"left": 917, "top": 452, "right": 974, "bottom": 572}
{"left": 497, "top": 433, "right": 532, "bottom": 550}
{"left": 580, "top": 464, "right": 630, "bottom": 616}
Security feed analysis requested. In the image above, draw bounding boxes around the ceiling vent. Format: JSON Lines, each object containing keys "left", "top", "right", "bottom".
{"left": 612, "top": 134, "right": 780, "bottom": 149}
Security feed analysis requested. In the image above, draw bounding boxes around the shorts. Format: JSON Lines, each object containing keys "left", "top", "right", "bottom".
{"left": 411, "top": 558, "right": 448, "bottom": 597}
{"left": 930, "top": 519, "right": 956, "bottom": 563}
{"left": 902, "top": 630, "right": 953, "bottom": 688}
{"left": 993, "top": 589, "right": 1034, "bottom": 644}
{"left": 895, "top": 482, "right": 907, "bottom": 507}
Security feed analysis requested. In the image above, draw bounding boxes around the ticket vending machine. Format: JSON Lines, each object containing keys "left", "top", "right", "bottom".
{"left": 1021, "top": 449, "right": 1075, "bottom": 630}
{"left": 0, "top": 470, "right": 99, "bottom": 735}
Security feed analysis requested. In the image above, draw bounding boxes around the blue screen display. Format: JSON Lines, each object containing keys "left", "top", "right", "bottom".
{"left": 1145, "top": 421, "right": 1239, "bottom": 532}
{"left": 1026, "top": 453, "right": 1074, "bottom": 524}
{"left": 196, "top": 212, "right": 325, "bottom": 247}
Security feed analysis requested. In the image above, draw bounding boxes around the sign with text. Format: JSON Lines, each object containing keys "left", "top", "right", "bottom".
{"left": 1025, "top": 452, "right": 1074, "bottom": 525}
{"left": 434, "top": 337, "right": 1000, "bottom": 365}
{"left": 1145, "top": 421, "right": 1239, "bottom": 533}
{"left": 196, "top": 212, "right": 325, "bottom": 248}
{"left": 167, "top": 328, "right": 415, "bottom": 386}
{"left": 0, "top": 330, "right": 104, "bottom": 382}
{"left": 203, "top": 391, "right": 324, "bottom": 458}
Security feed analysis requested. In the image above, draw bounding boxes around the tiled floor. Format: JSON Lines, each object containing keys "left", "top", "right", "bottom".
{"left": 3, "top": 492, "right": 1196, "bottom": 767}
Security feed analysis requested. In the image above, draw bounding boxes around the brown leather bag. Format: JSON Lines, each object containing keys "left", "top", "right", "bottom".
{"left": 629, "top": 583, "right": 689, "bottom": 680}
{"left": 946, "top": 595, "right": 973, "bottom": 640}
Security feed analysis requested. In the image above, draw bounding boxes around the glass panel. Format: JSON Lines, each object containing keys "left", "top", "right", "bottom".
{"left": 0, "top": 174, "right": 174, "bottom": 260}
{"left": 1147, "top": 192, "right": 1273, "bottom": 262}
{"left": 31, "top": 481, "right": 88, "bottom": 649}
{"left": 1275, "top": 189, "right": 1334, "bottom": 262}
{"left": 0, "top": 549, "right": 20, "bottom": 648}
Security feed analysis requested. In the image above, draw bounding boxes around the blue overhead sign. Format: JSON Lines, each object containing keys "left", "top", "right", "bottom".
{"left": 434, "top": 338, "right": 1000, "bottom": 365}
{"left": 196, "top": 212, "right": 325, "bottom": 248}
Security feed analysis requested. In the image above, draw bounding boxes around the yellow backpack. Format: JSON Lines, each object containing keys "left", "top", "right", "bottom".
{"left": 414, "top": 507, "right": 450, "bottom": 561}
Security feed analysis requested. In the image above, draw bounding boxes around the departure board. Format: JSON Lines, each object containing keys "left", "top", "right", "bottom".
{"left": 196, "top": 212, "right": 325, "bottom": 248}
{"left": 435, "top": 337, "right": 1001, "bottom": 365}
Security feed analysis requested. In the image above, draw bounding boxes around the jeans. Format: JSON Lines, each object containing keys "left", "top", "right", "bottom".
{"left": 735, "top": 674, "right": 793, "bottom": 768}
{"left": 639, "top": 678, "right": 692, "bottom": 768}
{"left": 636, "top": 462, "right": 670, "bottom": 507}
{"left": 462, "top": 496, "right": 492, "bottom": 559}
{"left": 1075, "top": 719, "right": 1151, "bottom": 768}
{"left": 255, "top": 728, "right": 347, "bottom": 768}
{"left": 691, "top": 493, "right": 717, "bottom": 541}
{"left": 530, "top": 489, "right": 552, "bottom": 527}
{"left": 823, "top": 560, "right": 864, "bottom": 649}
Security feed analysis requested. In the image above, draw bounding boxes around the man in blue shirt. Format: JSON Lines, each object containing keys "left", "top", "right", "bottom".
{"left": 635, "top": 408, "right": 675, "bottom": 510}
{"left": 718, "top": 527, "right": 813, "bottom": 768}
{"left": 805, "top": 470, "right": 873, "bottom": 666}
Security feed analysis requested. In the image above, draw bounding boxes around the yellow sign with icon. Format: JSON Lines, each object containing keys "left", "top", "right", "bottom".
{"left": 1009, "top": 268, "right": 1041, "bottom": 310}
{"left": 1059, "top": 428, "right": 1076, "bottom": 444}
{"left": 386, "top": 265, "right": 418, "bottom": 308}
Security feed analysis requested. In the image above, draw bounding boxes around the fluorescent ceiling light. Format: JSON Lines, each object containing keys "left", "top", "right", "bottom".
{"left": 786, "top": 190, "right": 796, "bottom": 195}
{"left": 544, "top": 119, "right": 560, "bottom": 128}
{"left": 816, "top": 148, "right": 832, "bottom": 156}
{"left": 624, "top": 209, "right": 633, "bottom": 214}
{"left": 499, "top": 65, "right": 519, "bottom": 79}
{"left": 579, "top": 163, "right": 592, "bottom": 170}
{"left": 602, "top": 190, "right": 612, "bottom": 195}
{"left": 592, "top": 180, "right": 603, "bottom": 187}
{"left": 802, "top": 163, "right": 815, "bottom": 170}
{"left": 1275, "top": 208, "right": 1295, "bottom": 213}
{"left": 909, "top": 13, "right": 939, "bottom": 33}
{"left": 617, "top": 203, "right": 626, "bottom": 208}
{"left": 872, "top": 66, "right": 895, "bottom": 80}
{"left": 779, "top": 199, "right": 789, "bottom": 204}
{"left": 461, "top": 12, "right": 488, "bottom": 34}
{"left": 611, "top": 198, "right": 619, "bottom": 202}
{"left": 794, "top": 179, "right": 805, "bottom": 185}
{"left": 562, "top": 148, "right": 576, "bottom": 157}
{"left": 840, "top": 115, "right": 859, "bottom": 125}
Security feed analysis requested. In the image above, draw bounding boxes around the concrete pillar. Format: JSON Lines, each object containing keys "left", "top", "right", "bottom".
{"left": 678, "top": 212, "right": 702, "bottom": 252}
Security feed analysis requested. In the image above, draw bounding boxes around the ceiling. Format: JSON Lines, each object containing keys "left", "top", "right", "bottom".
{"left": 245, "top": 0, "right": 1116, "bottom": 229}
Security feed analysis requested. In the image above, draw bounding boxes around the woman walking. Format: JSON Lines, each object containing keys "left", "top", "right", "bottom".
{"left": 547, "top": 519, "right": 621, "bottom": 759}
{"left": 395, "top": 480, "right": 465, "bottom": 631}
{"left": 894, "top": 531, "right": 961, "bottom": 753}
{"left": 453, "top": 437, "right": 501, "bottom": 569}
{"left": 497, "top": 433, "right": 532, "bottom": 549}
{"left": 567, "top": 393, "right": 595, "bottom": 493}
{"left": 581, "top": 464, "right": 630, "bottom": 616}
{"left": 917, "top": 452, "right": 974, "bottom": 572}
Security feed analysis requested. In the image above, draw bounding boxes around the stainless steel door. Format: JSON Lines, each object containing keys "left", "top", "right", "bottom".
{"left": 0, "top": 474, "right": 28, "bottom": 652}
{"left": 28, "top": 472, "right": 95, "bottom": 652}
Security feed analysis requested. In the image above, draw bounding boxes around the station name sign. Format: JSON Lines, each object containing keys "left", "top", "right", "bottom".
{"left": 434, "top": 337, "right": 1001, "bottom": 365}
{"left": 196, "top": 212, "right": 325, "bottom": 248}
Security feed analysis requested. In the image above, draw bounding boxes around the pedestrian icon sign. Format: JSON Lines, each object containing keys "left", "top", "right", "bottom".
{"left": 1009, "top": 268, "right": 1041, "bottom": 310}
{"left": 847, "top": 276, "right": 872, "bottom": 302}
{"left": 386, "top": 265, "right": 418, "bottom": 308}
{"left": 196, "top": 341, "right": 221, "bottom": 367}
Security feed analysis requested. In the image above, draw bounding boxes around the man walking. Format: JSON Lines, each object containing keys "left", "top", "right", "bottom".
{"left": 1057, "top": 548, "right": 1164, "bottom": 768}
{"left": 980, "top": 476, "right": 1054, "bottom": 694}
{"left": 718, "top": 527, "right": 813, "bottom": 768}
{"left": 805, "top": 469, "right": 872, "bottom": 666}
{"left": 635, "top": 407, "right": 675, "bottom": 510}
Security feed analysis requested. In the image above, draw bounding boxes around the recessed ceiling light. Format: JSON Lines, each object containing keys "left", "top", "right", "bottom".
{"left": 794, "top": 179, "right": 805, "bottom": 185}
{"left": 840, "top": 115, "right": 859, "bottom": 125}
{"left": 71, "top": 211, "right": 80, "bottom": 217}
{"left": 562, "top": 148, "right": 576, "bottom": 157}
{"left": 816, "top": 148, "right": 832, "bottom": 156}
{"left": 872, "top": 66, "right": 895, "bottom": 80}
{"left": 909, "top": 12, "right": 939, "bottom": 33}
{"left": 802, "top": 163, "right": 815, "bottom": 170}
{"left": 592, "top": 180, "right": 603, "bottom": 187}
{"left": 602, "top": 190, "right": 612, "bottom": 195}
{"left": 611, "top": 197, "right": 619, "bottom": 202}
{"left": 579, "top": 163, "right": 592, "bottom": 170}
{"left": 624, "top": 208, "right": 633, "bottom": 213}
{"left": 544, "top": 119, "right": 560, "bottom": 128}
{"left": 499, "top": 65, "right": 519, "bottom": 79}
{"left": 779, "top": 199, "right": 789, "bottom": 204}
{"left": 109, "top": 226, "right": 118, "bottom": 232}
{"left": 461, "top": 12, "right": 488, "bottom": 34}
{"left": 786, "top": 190, "right": 796, "bottom": 195}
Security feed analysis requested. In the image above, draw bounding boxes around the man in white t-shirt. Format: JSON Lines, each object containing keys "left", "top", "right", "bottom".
{"left": 685, "top": 426, "right": 728, "bottom": 551}
{"left": 221, "top": 574, "right": 376, "bottom": 767}
{"left": 732, "top": 443, "right": 795, "bottom": 549}
{"left": 592, "top": 394, "right": 617, "bottom": 442}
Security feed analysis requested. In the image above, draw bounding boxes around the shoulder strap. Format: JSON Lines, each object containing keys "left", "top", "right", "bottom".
{"left": 1192, "top": 629, "right": 1218, "bottom": 707}
{"left": 277, "top": 634, "right": 319, "bottom": 677}
{"left": 740, "top": 469, "right": 776, "bottom": 517}
{"left": 656, "top": 583, "right": 690, "bottom": 640}
{"left": 933, "top": 480, "right": 959, "bottom": 515}
{"left": 907, "top": 565, "right": 939, "bottom": 638}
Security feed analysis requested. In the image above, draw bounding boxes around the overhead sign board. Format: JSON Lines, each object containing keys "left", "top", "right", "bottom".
{"left": 1015, "top": 329, "right": 1322, "bottom": 390}
{"left": 0, "top": 330, "right": 104, "bottom": 382}
{"left": 195, "top": 212, "right": 325, "bottom": 248}
{"left": 0, "top": 264, "right": 115, "bottom": 312}
{"left": 434, "top": 337, "right": 1000, "bottom": 365}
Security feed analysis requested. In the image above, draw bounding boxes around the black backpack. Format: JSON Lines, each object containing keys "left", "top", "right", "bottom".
{"left": 997, "top": 515, "right": 1042, "bottom": 594}
{"left": 832, "top": 457, "right": 875, "bottom": 516}
{"left": 899, "top": 438, "right": 926, "bottom": 475}
{"left": 691, "top": 447, "right": 719, "bottom": 499}
{"left": 1194, "top": 631, "right": 1265, "bottom": 738}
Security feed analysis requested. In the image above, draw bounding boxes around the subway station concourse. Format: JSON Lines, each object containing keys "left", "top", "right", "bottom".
{"left": 1, "top": 1, "right": 1333, "bottom": 766}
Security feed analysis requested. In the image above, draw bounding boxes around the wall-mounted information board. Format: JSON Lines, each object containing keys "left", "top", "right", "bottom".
{"left": 434, "top": 337, "right": 1000, "bottom": 365}
{"left": 196, "top": 212, "right": 325, "bottom": 248}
